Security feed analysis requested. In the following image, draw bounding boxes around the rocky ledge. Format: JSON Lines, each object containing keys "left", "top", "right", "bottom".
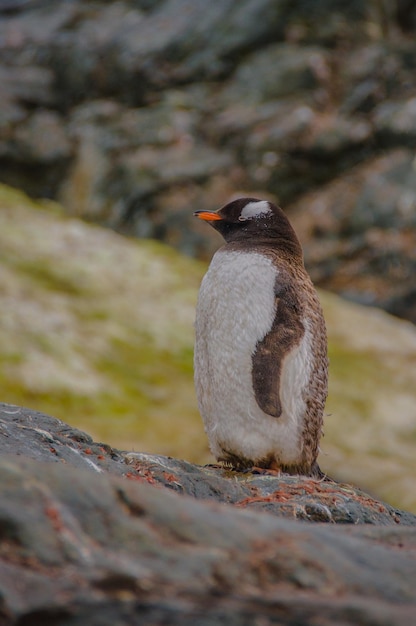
{"left": 0, "top": 402, "right": 416, "bottom": 625}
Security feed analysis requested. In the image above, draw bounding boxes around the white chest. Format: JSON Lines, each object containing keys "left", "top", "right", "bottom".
{"left": 194, "top": 250, "right": 308, "bottom": 465}
{"left": 195, "top": 250, "right": 277, "bottom": 361}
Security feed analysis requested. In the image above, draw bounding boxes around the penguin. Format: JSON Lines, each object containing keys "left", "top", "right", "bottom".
{"left": 193, "top": 198, "right": 328, "bottom": 476}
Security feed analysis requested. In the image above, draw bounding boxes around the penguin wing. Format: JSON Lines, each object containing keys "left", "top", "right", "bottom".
{"left": 251, "top": 277, "right": 304, "bottom": 418}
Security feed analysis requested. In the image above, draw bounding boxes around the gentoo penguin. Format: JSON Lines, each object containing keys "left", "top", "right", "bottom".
{"left": 193, "top": 198, "right": 328, "bottom": 476}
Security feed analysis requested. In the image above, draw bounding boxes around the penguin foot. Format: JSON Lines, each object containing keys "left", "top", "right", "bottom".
{"left": 243, "top": 466, "right": 281, "bottom": 476}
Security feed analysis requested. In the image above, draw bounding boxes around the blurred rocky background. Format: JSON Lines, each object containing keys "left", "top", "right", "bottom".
{"left": 0, "top": 0, "right": 415, "bottom": 511}
{"left": 1, "top": 0, "right": 416, "bottom": 321}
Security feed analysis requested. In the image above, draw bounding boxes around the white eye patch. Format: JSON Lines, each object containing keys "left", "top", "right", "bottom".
{"left": 239, "top": 200, "right": 272, "bottom": 221}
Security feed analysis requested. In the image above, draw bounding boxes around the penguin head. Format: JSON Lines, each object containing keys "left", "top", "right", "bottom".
{"left": 194, "top": 197, "right": 302, "bottom": 254}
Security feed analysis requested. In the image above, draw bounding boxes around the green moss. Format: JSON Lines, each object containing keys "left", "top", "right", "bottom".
{"left": 11, "top": 259, "right": 88, "bottom": 296}
{"left": 0, "top": 183, "right": 206, "bottom": 460}
{"left": 97, "top": 335, "right": 193, "bottom": 385}
{"left": 0, "top": 325, "right": 204, "bottom": 459}
{"left": 0, "top": 183, "right": 66, "bottom": 217}
{"left": 0, "top": 183, "right": 44, "bottom": 210}
{"left": 326, "top": 340, "right": 379, "bottom": 419}
{"left": 139, "top": 238, "right": 207, "bottom": 286}
{"left": 328, "top": 339, "right": 383, "bottom": 383}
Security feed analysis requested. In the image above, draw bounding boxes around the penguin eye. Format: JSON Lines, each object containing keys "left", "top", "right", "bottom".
{"left": 238, "top": 216, "right": 249, "bottom": 222}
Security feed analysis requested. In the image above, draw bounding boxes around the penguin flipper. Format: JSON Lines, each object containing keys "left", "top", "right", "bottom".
{"left": 251, "top": 280, "right": 304, "bottom": 418}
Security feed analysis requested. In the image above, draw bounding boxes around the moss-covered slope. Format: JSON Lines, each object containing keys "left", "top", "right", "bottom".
{"left": 0, "top": 184, "right": 207, "bottom": 460}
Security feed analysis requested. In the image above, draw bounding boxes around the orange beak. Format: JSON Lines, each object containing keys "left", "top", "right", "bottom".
{"left": 193, "top": 211, "right": 222, "bottom": 221}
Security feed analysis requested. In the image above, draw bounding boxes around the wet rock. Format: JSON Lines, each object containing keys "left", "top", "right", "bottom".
{"left": 0, "top": 402, "right": 416, "bottom": 625}
{"left": 289, "top": 149, "right": 416, "bottom": 322}
{"left": 396, "top": 0, "right": 416, "bottom": 31}
{"left": 374, "top": 96, "right": 416, "bottom": 145}
{"left": 45, "top": 0, "right": 369, "bottom": 109}
{"left": 1, "top": 402, "right": 415, "bottom": 526}
{"left": 9, "top": 109, "right": 71, "bottom": 162}
{"left": 221, "top": 44, "right": 328, "bottom": 104}
{"left": 0, "top": 65, "right": 55, "bottom": 107}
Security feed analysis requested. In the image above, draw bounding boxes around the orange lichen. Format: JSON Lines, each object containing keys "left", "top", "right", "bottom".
{"left": 45, "top": 505, "right": 64, "bottom": 532}
{"left": 162, "top": 472, "right": 179, "bottom": 483}
{"left": 124, "top": 469, "right": 158, "bottom": 485}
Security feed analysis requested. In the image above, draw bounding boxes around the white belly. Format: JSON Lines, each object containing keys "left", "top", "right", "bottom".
{"left": 194, "top": 250, "right": 309, "bottom": 465}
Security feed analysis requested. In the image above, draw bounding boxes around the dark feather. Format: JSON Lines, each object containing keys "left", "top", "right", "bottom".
{"left": 251, "top": 275, "right": 304, "bottom": 418}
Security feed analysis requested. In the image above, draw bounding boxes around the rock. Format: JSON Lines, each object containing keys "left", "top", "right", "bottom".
{"left": 45, "top": 0, "right": 369, "bottom": 108}
{"left": 0, "top": 402, "right": 416, "bottom": 625}
{"left": 220, "top": 44, "right": 328, "bottom": 104}
{"left": 9, "top": 109, "right": 71, "bottom": 162}
{"left": 288, "top": 149, "right": 416, "bottom": 322}
{"left": 396, "top": 0, "right": 416, "bottom": 31}
{"left": 0, "top": 1, "right": 416, "bottom": 323}
{"left": 374, "top": 96, "right": 416, "bottom": 145}
{"left": 339, "top": 41, "right": 416, "bottom": 109}
{"left": 2, "top": 402, "right": 415, "bottom": 526}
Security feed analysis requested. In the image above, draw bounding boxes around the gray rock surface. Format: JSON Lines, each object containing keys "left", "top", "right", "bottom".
{"left": 289, "top": 149, "right": 416, "bottom": 320}
{"left": 2, "top": 402, "right": 415, "bottom": 526}
{"left": 0, "top": 402, "right": 416, "bottom": 624}
{"left": 0, "top": 1, "right": 416, "bottom": 322}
